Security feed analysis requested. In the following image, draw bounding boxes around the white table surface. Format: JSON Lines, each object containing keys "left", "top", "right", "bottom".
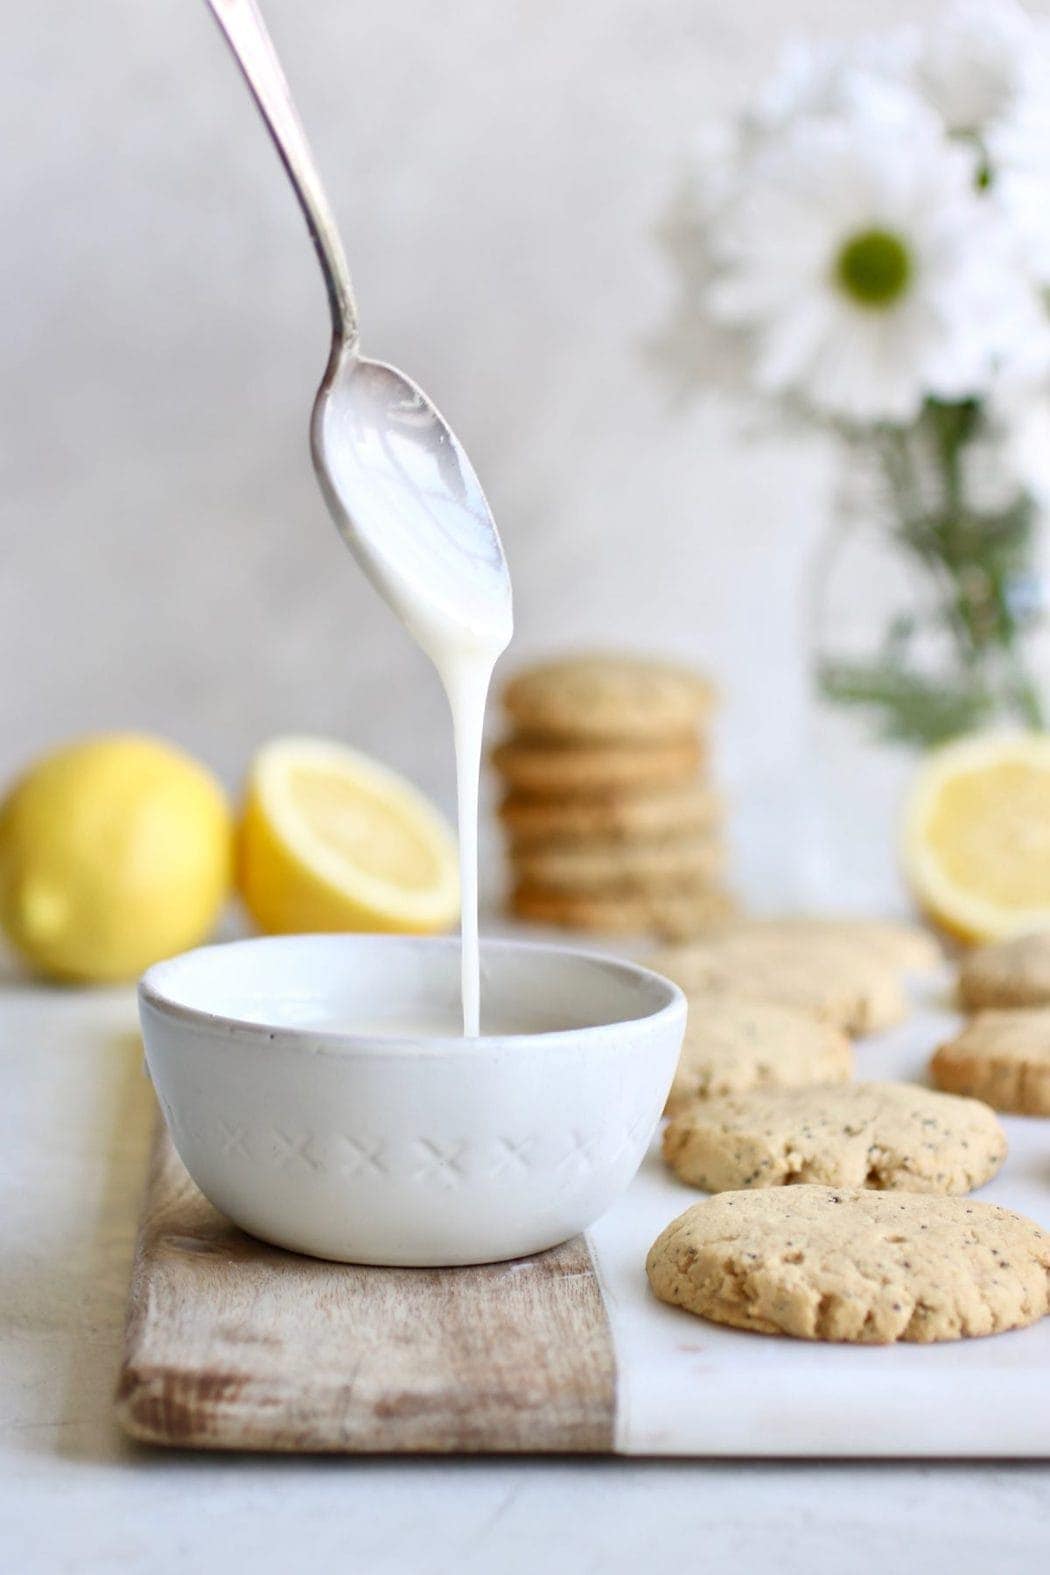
{"left": 3, "top": 961, "right": 1050, "bottom": 1575}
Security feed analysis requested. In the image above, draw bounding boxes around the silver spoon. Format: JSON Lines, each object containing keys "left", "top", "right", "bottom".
{"left": 203, "top": 0, "right": 512, "bottom": 668}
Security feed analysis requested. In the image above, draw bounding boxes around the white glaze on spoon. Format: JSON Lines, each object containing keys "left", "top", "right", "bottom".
{"left": 313, "top": 353, "right": 512, "bottom": 1036}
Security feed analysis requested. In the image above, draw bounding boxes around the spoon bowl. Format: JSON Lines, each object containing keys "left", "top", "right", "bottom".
{"left": 206, "top": 0, "right": 512, "bottom": 661}
{"left": 311, "top": 349, "right": 512, "bottom": 660}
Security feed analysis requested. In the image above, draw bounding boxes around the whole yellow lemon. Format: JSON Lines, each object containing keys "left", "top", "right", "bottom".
{"left": 0, "top": 734, "right": 233, "bottom": 982}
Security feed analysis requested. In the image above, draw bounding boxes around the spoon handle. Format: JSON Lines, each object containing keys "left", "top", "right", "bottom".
{"left": 204, "top": 0, "right": 359, "bottom": 350}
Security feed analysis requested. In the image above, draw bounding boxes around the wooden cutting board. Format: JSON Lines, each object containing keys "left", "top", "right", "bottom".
{"left": 116, "top": 1115, "right": 616, "bottom": 1452}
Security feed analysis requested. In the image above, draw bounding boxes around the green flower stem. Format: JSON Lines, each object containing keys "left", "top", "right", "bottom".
{"left": 823, "top": 404, "right": 1046, "bottom": 746}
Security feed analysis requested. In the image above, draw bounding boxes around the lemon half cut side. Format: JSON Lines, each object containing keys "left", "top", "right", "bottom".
{"left": 238, "top": 736, "right": 460, "bottom": 936}
{"left": 903, "top": 732, "right": 1050, "bottom": 944}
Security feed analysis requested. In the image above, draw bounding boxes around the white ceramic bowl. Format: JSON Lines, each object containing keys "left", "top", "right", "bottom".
{"left": 138, "top": 934, "right": 685, "bottom": 1266}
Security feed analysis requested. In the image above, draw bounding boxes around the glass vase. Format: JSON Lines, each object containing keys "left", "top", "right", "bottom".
{"left": 802, "top": 410, "right": 1050, "bottom": 912}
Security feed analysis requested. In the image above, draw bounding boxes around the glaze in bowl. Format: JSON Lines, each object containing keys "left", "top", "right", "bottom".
{"left": 138, "top": 933, "right": 685, "bottom": 1266}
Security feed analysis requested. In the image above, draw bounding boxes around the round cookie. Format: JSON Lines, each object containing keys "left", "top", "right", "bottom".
{"left": 502, "top": 654, "right": 715, "bottom": 742}
{"left": 695, "top": 916, "right": 942, "bottom": 974}
{"left": 662, "top": 1082, "right": 1006, "bottom": 1194}
{"left": 931, "top": 1009, "right": 1050, "bottom": 1115}
{"left": 491, "top": 735, "right": 702, "bottom": 796}
{"left": 654, "top": 894, "right": 738, "bottom": 944}
{"left": 959, "top": 931, "right": 1050, "bottom": 1010}
{"left": 498, "top": 784, "right": 721, "bottom": 849}
{"left": 513, "top": 836, "right": 723, "bottom": 894}
{"left": 511, "top": 882, "right": 735, "bottom": 938}
{"left": 650, "top": 932, "right": 907, "bottom": 1036}
{"left": 797, "top": 917, "right": 942, "bottom": 973}
{"left": 664, "top": 994, "right": 853, "bottom": 1115}
{"left": 645, "top": 1188, "right": 1050, "bottom": 1343}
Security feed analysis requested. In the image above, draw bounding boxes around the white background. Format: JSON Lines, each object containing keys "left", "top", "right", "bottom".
{"left": 1, "top": 0, "right": 911, "bottom": 814}
{"left": 3, "top": 3, "right": 1050, "bottom": 1570}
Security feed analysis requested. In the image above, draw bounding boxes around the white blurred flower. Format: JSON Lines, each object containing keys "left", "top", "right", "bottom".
{"left": 1005, "top": 397, "right": 1050, "bottom": 505}
{"left": 753, "top": 34, "right": 921, "bottom": 134}
{"left": 708, "top": 112, "right": 1016, "bottom": 425}
{"left": 973, "top": 285, "right": 1050, "bottom": 504}
{"left": 648, "top": 162, "right": 753, "bottom": 404}
{"left": 988, "top": 65, "right": 1050, "bottom": 285}
{"left": 987, "top": 278, "right": 1050, "bottom": 410}
{"left": 914, "top": 0, "right": 1032, "bottom": 135}
{"left": 688, "top": 121, "right": 743, "bottom": 217}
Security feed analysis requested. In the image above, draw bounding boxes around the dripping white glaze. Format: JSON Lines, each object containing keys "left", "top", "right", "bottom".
{"left": 317, "top": 362, "right": 513, "bottom": 1035}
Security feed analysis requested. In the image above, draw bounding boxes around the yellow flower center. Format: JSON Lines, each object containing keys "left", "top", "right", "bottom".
{"left": 835, "top": 229, "right": 912, "bottom": 309}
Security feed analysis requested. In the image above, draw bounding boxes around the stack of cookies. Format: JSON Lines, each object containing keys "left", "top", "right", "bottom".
{"left": 492, "top": 654, "right": 732, "bottom": 937}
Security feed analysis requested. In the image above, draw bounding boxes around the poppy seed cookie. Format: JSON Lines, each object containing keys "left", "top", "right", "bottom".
{"left": 959, "top": 931, "right": 1050, "bottom": 1010}
{"left": 513, "top": 835, "right": 724, "bottom": 894}
{"left": 651, "top": 932, "right": 907, "bottom": 1035}
{"left": 664, "top": 994, "right": 853, "bottom": 1115}
{"left": 695, "top": 916, "right": 942, "bottom": 974}
{"left": 662, "top": 1082, "right": 1006, "bottom": 1194}
{"left": 498, "top": 784, "right": 721, "bottom": 849}
{"left": 931, "top": 1009, "right": 1050, "bottom": 1115}
{"left": 646, "top": 1188, "right": 1050, "bottom": 1343}
{"left": 502, "top": 654, "right": 715, "bottom": 742}
{"left": 510, "top": 881, "right": 735, "bottom": 938}
{"left": 491, "top": 735, "right": 703, "bottom": 796}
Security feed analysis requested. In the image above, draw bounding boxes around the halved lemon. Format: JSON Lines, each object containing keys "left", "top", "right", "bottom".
{"left": 902, "top": 732, "right": 1050, "bottom": 943}
{"left": 238, "top": 737, "right": 459, "bottom": 935}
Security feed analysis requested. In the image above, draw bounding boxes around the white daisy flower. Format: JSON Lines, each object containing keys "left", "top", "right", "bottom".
{"left": 649, "top": 159, "right": 754, "bottom": 404}
{"left": 987, "top": 271, "right": 1050, "bottom": 407}
{"left": 687, "top": 120, "right": 745, "bottom": 223}
{"left": 753, "top": 33, "right": 921, "bottom": 135}
{"left": 988, "top": 60, "right": 1050, "bottom": 285}
{"left": 914, "top": 0, "right": 1033, "bottom": 135}
{"left": 708, "top": 111, "right": 1015, "bottom": 426}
